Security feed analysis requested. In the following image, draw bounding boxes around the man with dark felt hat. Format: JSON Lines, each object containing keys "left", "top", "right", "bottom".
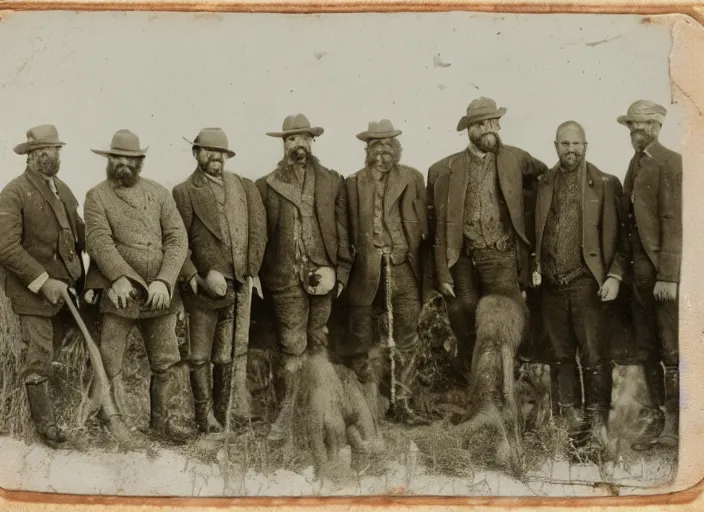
{"left": 172, "top": 127, "right": 267, "bottom": 433}
{"left": 617, "top": 100, "right": 682, "bottom": 451}
{"left": 256, "top": 114, "right": 353, "bottom": 441}
{"left": 83, "top": 129, "right": 197, "bottom": 444}
{"left": 427, "top": 97, "right": 548, "bottom": 380}
{"left": 343, "top": 119, "right": 430, "bottom": 426}
{"left": 0, "top": 125, "right": 86, "bottom": 448}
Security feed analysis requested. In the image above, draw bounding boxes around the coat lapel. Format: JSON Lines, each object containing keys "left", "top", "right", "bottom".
{"left": 313, "top": 162, "right": 331, "bottom": 233}
{"left": 447, "top": 151, "right": 470, "bottom": 233}
{"left": 582, "top": 162, "right": 602, "bottom": 231}
{"left": 266, "top": 169, "right": 303, "bottom": 211}
{"left": 24, "top": 170, "right": 70, "bottom": 230}
{"left": 496, "top": 147, "right": 529, "bottom": 245}
{"left": 189, "top": 171, "right": 225, "bottom": 242}
{"left": 384, "top": 166, "right": 408, "bottom": 218}
{"left": 357, "top": 169, "right": 375, "bottom": 243}
{"left": 535, "top": 166, "right": 557, "bottom": 259}
{"left": 53, "top": 178, "right": 79, "bottom": 240}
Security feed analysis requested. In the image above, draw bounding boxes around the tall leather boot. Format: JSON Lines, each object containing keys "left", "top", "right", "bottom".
{"left": 150, "top": 362, "right": 198, "bottom": 443}
{"left": 267, "top": 353, "right": 304, "bottom": 442}
{"left": 212, "top": 362, "right": 232, "bottom": 428}
{"left": 631, "top": 362, "right": 666, "bottom": 451}
{"left": 583, "top": 363, "right": 613, "bottom": 458}
{"left": 551, "top": 361, "right": 583, "bottom": 440}
{"left": 26, "top": 379, "right": 67, "bottom": 449}
{"left": 190, "top": 363, "right": 222, "bottom": 434}
{"left": 658, "top": 366, "right": 679, "bottom": 448}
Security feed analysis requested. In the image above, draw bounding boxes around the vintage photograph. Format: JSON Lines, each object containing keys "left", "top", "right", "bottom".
{"left": 0, "top": 9, "right": 694, "bottom": 499}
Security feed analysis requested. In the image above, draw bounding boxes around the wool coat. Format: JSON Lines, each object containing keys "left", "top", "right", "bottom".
{"left": 345, "top": 164, "right": 429, "bottom": 306}
{"left": 256, "top": 159, "right": 353, "bottom": 292}
{"left": 83, "top": 178, "right": 188, "bottom": 319}
{"left": 0, "top": 169, "right": 85, "bottom": 316}
{"left": 429, "top": 144, "right": 548, "bottom": 290}
{"left": 172, "top": 170, "right": 267, "bottom": 287}
{"left": 622, "top": 141, "right": 682, "bottom": 283}
{"left": 534, "top": 161, "right": 628, "bottom": 286}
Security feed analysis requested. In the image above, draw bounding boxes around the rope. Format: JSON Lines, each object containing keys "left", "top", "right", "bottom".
{"left": 383, "top": 252, "right": 396, "bottom": 406}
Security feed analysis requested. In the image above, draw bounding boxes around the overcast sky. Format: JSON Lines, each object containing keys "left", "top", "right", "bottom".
{"left": 0, "top": 11, "right": 679, "bottom": 209}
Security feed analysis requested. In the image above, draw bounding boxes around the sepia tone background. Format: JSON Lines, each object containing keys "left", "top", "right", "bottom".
{"left": 0, "top": 2, "right": 703, "bottom": 510}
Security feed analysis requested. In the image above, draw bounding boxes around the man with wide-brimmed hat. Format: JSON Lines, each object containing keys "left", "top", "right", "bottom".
{"left": 172, "top": 128, "right": 267, "bottom": 433}
{"left": 617, "top": 100, "right": 682, "bottom": 451}
{"left": 0, "top": 125, "right": 86, "bottom": 448}
{"left": 342, "top": 119, "right": 430, "bottom": 426}
{"left": 83, "top": 129, "right": 196, "bottom": 444}
{"left": 256, "top": 114, "right": 352, "bottom": 441}
{"left": 428, "top": 97, "right": 548, "bottom": 381}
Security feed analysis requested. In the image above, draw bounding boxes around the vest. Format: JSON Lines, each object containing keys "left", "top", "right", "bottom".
{"left": 207, "top": 175, "right": 249, "bottom": 280}
{"left": 371, "top": 170, "right": 408, "bottom": 264}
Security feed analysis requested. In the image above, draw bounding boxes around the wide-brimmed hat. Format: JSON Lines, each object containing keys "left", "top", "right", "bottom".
{"left": 456, "top": 97, "right": 507, "bottom": 132}
{"left": 266, "top": 114, "right": 324, "bottom": 138}
{"left": 13, "top": 124, "right": 66, "bottom": 155}
{"left": 183, "top": 127, "right": 235, "bottom": 158}
{"left": 617, "top": 100, "right": 667, "bottom": 127}
{"left": 91, "top": 129, "right": 148, "bottom": 158}
{"left": 356, "top": 119, "right": 402, "bottom": 142}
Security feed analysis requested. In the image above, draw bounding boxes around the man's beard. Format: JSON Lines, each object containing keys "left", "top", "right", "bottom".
{"left": 470, "top": 132, "right": 500, "bottom": 153}
{"left": 287, "top": 146, "right": 310, "bottom": 166}
{"left": 630, "top": 129, "right": 656, "bottom": 152}
{"left": 38, "top": 158, "right": 60, "bottom": 177}
{"left": 366, "top": 154, "right": 394, "bottom": 173}
{"left": 202, "top": 158, "right": 223, "bottom": 177}
{"left": 107, "top": 162, "right": 141, "bottom": 188}
{"left": 559, "top": 151, "right": 585, "bottom": 171}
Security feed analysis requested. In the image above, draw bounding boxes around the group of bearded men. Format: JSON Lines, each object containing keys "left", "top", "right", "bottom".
{"left": 0, "top": 96, "right": 680, "bottom": 459}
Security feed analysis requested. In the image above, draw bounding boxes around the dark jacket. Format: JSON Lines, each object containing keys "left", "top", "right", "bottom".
{"left": 256, "top": 159, "right": 353, "bottom": 291}
{"left": 535, "top": 161, "right": 628, "bottom": 286}
{"left": 0, "top": 169, "right": 85, "bottom": 316}
{"left": 622, "top": 141, "right": 682, "bottom": 283}
{"left": 430, "top": 144, "right": 548, "bottom": 290}
{"left": 345, "top": 164, "right": 429, "bottom": 306}
{"left": 172, "top": 170, "right": 267, "bottom": 283}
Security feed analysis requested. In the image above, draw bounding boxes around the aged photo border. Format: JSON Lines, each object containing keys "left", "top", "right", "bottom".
{"left": 0, "top": 0, "right": 703, "bottom": 510}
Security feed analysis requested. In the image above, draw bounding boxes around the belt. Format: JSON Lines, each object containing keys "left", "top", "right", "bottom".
{"left": 544, "top": 266, "right": 591, "bottom": 287}
{"left": 464, "top": 235, "right": 515, "bottom": 255}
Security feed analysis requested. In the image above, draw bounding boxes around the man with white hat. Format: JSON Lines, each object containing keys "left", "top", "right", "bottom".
{"left": 172, "top": 128, "right": 267, "bottom": 433}
{"left": 618, "top": 100, "right": 682, "bottom": 451}
{"left": 257, "top": 114, "right": 353, "bottom": 441}
{"left": 83, "top": 129, "right": 196, "bottom": 444}
{"left": 428, "top": 97, "right": 548, "bottom": 380}
{"left": 343, "top": 120, "right": 430, "bottom": 426}
{"left": 0, "top": 125, "right": 85, "bottom": 448}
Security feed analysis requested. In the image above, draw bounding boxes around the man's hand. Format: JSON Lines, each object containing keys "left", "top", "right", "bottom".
{"left": 248, "top": 275, "right": 264, "bottom": 299}
{"left": 654, "top": 281, "right": 678, "bottom": 302}
{"left": 599, "top": 277, "right": 621, "bottom": 302}
{"left": 439, "top": 282, "right": 456, "bottom": 299}
{"left": 146, "top": 281, "right": 170, "bottom": 310}
{"left": 189, "top": 275, "right": 198, "bottom": 295}
{"left": 40, "top": 278, "right": 68, "bottom": 305}
{"left": 205, "top": 269, "right": 228, "bottom": 297}
{"left": 110, "top": 276, "right": 135, "bottom": 309}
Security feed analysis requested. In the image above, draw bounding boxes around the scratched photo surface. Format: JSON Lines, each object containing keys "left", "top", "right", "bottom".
{"left": 0, "top": 10, "right": 686, "bottom": 497}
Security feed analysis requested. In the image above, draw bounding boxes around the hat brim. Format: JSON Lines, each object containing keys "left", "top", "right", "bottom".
{"left": 617, "top": 113, "right": 665, "bottom": 127}
{"left": 356, "top": 130, "right": 402, "bottom": 142}
{"left": 456, "top": 108, "right": 507, "bottom": 132}
{"left": 91, "top": 147, "right": 148, "bottom": 158}
{"left": 13, "top": 141, "right": 65, "bottom": 155}
{"left": 183, "top": 137, "right": 235, "bottom": 157}
{"left": 266, "top": 127, "right": 324, "bottom": 138}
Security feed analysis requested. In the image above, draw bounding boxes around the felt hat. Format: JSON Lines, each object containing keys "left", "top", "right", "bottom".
{"left": 183, "top": 127, "right": 235, "bottom": 157}
{"left": 456, "top": 97, "right": 507, "bottom": 132}
{"left": 266, "top": 114, "right": 324, "bottom": 138}
{"left": 13, "top": 124, "right": 66, "bottom": 155}
{"left": 356, "top": 119, "right": 402, "bottom": 141}
{"left": 617, "top": 100, "right": 667, "bottom": 127}
{"left": 91, "top": 129, "right": 148, "bottom": 158}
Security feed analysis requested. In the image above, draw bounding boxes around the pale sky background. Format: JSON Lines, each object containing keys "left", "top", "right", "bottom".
{"left": 0, "top": 11, "right": 680, "bottom": 210}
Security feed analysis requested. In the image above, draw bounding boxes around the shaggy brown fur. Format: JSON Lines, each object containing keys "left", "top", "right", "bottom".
{"left": 451, "top": 294, "right": 527, "bottom": 476}
{"left": 294, "top": 349, "right": 385, "bottom": 479}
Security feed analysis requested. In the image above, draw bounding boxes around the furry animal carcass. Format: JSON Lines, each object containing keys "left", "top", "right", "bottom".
{"left": 452, "top": 294, "right": 527, "bottom": 476}
{"left": 294, "top": 349, "right": 385, "bottom": 478}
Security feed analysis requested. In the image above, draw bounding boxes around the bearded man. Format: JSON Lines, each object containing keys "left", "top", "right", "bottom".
{"left": 343, "top": 120, "right": 430, "bottom": 426}
{"left": 0, "top": 125, "right": 85, "bottom": 448}
{"left": 618, "top": 100, "right": 682, "bottom": 451}
{"left": 83, "top": 129, "right": 196, "bottom": 444}
{"left": 256, "top": 114, "right": 352, "bottom": 442}
{"left": 173, "top": 128, "right": 267, "bottom": 433}
{"left": 428, "top": 97, "right": 548, "bottom": 378}
{"left": 534, "top": 121, "right": 627, "bottom": 454}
